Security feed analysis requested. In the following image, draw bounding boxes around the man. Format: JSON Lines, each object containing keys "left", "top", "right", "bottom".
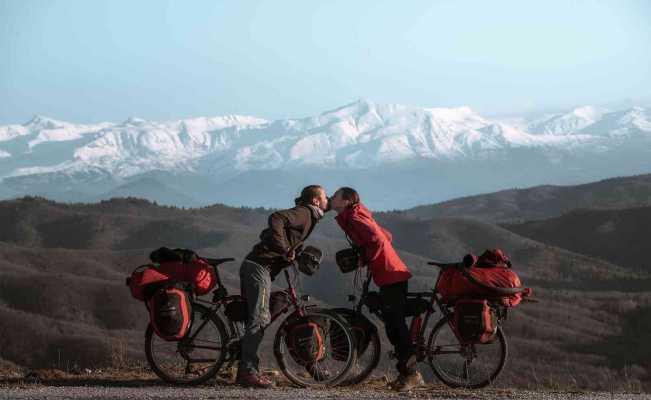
{"left": 329, "top": 187, "right": 421, "bottom": 392}
{"left": 236, "top": 185, "right": 329, "bottom": 388}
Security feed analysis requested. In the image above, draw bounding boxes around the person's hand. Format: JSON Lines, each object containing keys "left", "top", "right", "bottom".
{"left": 285, "top": 249, "right": 296, "bottom": 262}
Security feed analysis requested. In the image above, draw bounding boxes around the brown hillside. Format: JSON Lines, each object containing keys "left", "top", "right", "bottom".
{"left": 503, "top": 206, "right": 651, "bottom": 273}
{"left": 404, "top": 173, "right": 651, "bottom": 223}
{"left": 0, "top": 197, "right": 649, "bottom": 390}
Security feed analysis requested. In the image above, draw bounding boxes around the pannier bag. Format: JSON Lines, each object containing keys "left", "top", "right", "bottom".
{"left": 147, "top": 283, "right": 192, "bottom": 341}
{"left": 224, "top": 296, "right": 248, "bottom": 322}
{"left": 436, "top": 249, "right": 525, "bottom": 307}
{"left": 128, "top": 258, "right": 217, "bottom": 301}
{"left": 127, "top": 265, "right": 169, "bottom": 301}
{"left": 453, "top": 299, "right": 497, "bottom": 344}
{"left": 336, "top": 247, "right": 360, "bottom": 273}
{"left": 284, "top": 316, "right": 327, "bottom": 366}
{"left": 149, "top": 247, "right": 198, "bottom": 263}
{"left": 296, "top": 246, "right": 323, "bottom": 276}
{"left": 476, "top": 248, "right": 511, "bottom": 268}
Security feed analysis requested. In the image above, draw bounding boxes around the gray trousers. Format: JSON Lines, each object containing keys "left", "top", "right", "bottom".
{"left": 238, "top": 259, "right": 272, "bottom": 375}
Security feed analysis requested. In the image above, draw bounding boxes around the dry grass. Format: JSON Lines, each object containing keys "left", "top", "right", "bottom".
{"left": 1, "top": 197, "right": 650, "bottom": 391}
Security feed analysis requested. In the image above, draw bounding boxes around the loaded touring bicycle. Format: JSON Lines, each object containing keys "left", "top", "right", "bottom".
{"left": 332, "top": 249, "right": 532, "bottom": 389}
{"left": 127, "top": 247, "right": 358, "bottom": 387}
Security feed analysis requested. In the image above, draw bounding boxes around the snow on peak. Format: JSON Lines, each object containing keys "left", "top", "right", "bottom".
{"left": 528, "top": 106, "right": 605, "bottom": 135}
{"left": 578, "top": 106, "right": 651, "bottom": 137}
{"left": 0, "top": 101, "right": 649, "bottom": 181}
{"left": 426, "top": 105, "right": 475, "bottom": 119}
{"left": 571, "top": 105, "right": 603, "bottom": 120}
{"left": 179, "top": 115, "right": 268, "bottom": 134}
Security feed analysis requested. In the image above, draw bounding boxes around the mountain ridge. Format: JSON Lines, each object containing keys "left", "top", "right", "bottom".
{"left": 1, "top": 100, "right": 650, "bottom": 209}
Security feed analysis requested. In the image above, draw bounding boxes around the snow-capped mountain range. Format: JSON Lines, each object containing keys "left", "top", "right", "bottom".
{"left": 1, "top": 100, "right": 650, "bottom": 209}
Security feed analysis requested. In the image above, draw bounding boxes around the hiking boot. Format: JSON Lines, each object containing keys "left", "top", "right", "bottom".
{"left": 393, "top": 371, "right": 423, "bottom": 392}
{"left": 235, "top": 372, "right": 274, "bottom": 388}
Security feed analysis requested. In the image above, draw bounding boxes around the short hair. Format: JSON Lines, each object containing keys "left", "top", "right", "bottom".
{"left": 294, "top": 185, "right": 324, "bottom": 206}
{"left": 336, "top": 187, "right": 360, "bottom": 205}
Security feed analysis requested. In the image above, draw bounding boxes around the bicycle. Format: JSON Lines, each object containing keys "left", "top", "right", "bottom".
{"left": 333, "top": 259, "right": 528, "bottom": 389}
{"left": 144, "top": 256, "right": 358, "bottom": 388}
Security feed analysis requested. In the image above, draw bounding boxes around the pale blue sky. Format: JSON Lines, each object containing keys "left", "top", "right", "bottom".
{"left": 1, "top": 0, "right": 650, "bottom": 124}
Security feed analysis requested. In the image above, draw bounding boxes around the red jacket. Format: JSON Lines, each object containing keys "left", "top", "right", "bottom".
{"left": 335, "top": 203, "right": 412, "bottom": 287}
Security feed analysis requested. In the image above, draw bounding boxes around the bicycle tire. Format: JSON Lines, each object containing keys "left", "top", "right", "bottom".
{"left": 426, "top": 316, "right": 507, "bottom": 389}
{"left": 273, "top": 308, "right": 357, "bottom": 388}
{"left": 145, "top": 303, "right": 228, "bottom": 385}
{"left": 330, "top": 308, "right": 381, "bottom": 386}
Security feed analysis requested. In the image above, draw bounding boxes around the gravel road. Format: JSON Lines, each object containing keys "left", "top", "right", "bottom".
{"left": 1, "top": 385, "right": 649, "bottom": 400}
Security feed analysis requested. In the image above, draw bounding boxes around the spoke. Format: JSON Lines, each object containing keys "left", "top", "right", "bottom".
{"left": 432, "top": 349, "right": 463, "bottom": 355}
{"left": 186, "top": 358, "right": 218, "bottom": 363}
{"left": 184, "top": 344, "right": 223, "bottom": 351}
{"left": 191, "top": 338, "right": 223, "bottom": 345}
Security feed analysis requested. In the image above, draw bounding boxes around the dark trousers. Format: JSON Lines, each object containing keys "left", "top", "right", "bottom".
{"left": 379, "top": 280, "right": 417, "bottom": 376}
{"left": 238, "top": 259, "right": 272, "bottom": 375}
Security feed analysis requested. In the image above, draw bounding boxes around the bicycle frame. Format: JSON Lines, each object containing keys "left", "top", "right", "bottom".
{"left": 194, "top": 261, "right": 309, "bottom": 338}
{"left": 349, "top": 263, "right": 500, "bottom": 359}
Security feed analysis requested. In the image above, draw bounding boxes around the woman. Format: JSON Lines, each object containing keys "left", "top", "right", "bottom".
{"left": 329, "top": 187, "right": 421, "bottom": 391}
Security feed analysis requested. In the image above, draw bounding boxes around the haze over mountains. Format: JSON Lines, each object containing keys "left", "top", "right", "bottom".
{"left": 1, "top": 100, "right": 650, "bottom": 209}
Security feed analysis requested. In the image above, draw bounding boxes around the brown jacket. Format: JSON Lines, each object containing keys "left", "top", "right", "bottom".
{"left": 246, "top": 205, "right": 318, "bottom": 279}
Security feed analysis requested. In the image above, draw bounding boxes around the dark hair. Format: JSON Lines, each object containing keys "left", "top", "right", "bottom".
{"left": 336, "top": 187, "right": 360, "bottom": 205}
{"left": 294, "top": 185, "right": 324, "bottom": 206}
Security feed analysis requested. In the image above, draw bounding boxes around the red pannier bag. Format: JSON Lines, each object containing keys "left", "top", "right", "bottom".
{"left": 453, "top": 299, "right": 497, "bottom": 344}
{"left": 436, "top": 249, "right": 525, "bottom": 307}
{"left": 147, "top": 283, "right": 192, "bottom": 341}
{"left": 128, "top": 258, "right": 217, "bottom": 301}
{"left": 285, "top": 316, "right": 327, "bottom": 366}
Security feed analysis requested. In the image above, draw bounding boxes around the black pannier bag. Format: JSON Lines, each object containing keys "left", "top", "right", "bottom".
{"left": 149, "top": 247, "right": 198, "bottom": 263}
{"left": 336, "top": 247, "right": 361, "bottom": 273}
{"left": 284, "top": 316, "right": 327, "bottom": 366}
{"left": 453, "top": 299, "right": 497, "bottom": 344}
{"left": 296, "top": 245, "right": 323, "bottom": 276}
{"left": 224, "top": 296, "right": 248, "bottom": 322}
{"left": 147, "top": 283, "right": 192, "bottom": 341}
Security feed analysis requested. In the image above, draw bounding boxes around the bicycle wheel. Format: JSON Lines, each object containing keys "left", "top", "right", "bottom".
{"left": 331, "top": 308, "right": 381, "bottom": 386}
{"left": 145, "top": 303, "right": 228, "bottom": 385}
{"left": 274, "top": 308, "right": 357, "bottom": 388}
{"left": 426, "top": 317, "right": 507, "bottom": 389}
